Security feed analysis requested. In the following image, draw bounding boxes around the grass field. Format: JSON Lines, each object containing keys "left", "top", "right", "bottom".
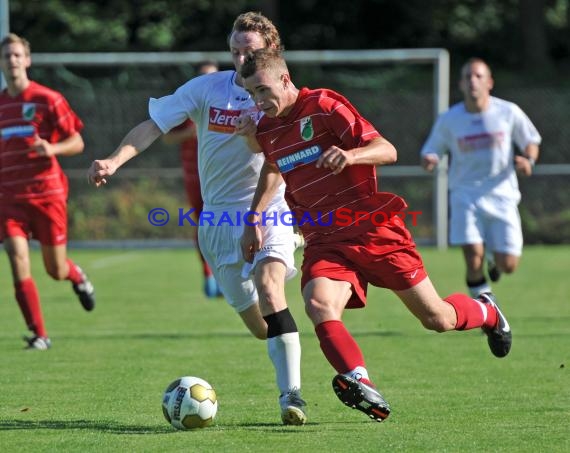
{"left": 0, "top": 245, "right": 568, "bottom": 452}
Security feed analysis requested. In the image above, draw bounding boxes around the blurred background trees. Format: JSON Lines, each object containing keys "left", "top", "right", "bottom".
{"left": 4, "top": 0, "right": 569, "bottom": 243}
{"left": 8, "top": 0, "right": 569, "bottom": 77}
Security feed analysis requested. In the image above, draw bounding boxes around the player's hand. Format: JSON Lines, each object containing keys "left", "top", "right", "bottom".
{"left": 240, "top": 224, "right": 263, "bottom": 263}
{"left": 234, "top": 114, "right": 257, "bottom": 137}
{"left": 87, "top": 159, "right": 117, "bottom": 187}
{"left": 31, "top": 136, "right": 55, "bottom": 157}
{"left": 421, "top": 154, "right": 439, "bottom": 172}
{"left": 514, "top": 155, "right": 533, "bottom": 177}
{"left": 316, "top": 146, "right": 353, "bottom": 175}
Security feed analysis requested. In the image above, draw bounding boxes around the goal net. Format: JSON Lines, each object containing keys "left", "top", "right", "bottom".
{"left": 30, "top": 49, "right": 450, "bottom": 246}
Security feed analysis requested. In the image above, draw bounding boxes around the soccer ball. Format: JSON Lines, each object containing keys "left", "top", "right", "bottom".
{"left": 162, "top": 376, "right": 218, "bottom": 430}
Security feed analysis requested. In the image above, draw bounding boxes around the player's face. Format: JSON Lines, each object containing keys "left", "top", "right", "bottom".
{"left": 459, "top": 62, "right": 493, "bottom": 101}
{"left": 244, "top": 68, "right": 290, "bottom": 118}
{"left": 229, "top": 31, "right": 266, "bottom": 81}
{"left": 0, "top": 42, "right": 31, "bottom": 80}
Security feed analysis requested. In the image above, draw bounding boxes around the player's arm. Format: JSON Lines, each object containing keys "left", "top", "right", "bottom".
{"left": 240, "top": 160, "right": 284, "bottom": 263}
{"left": 514, "top": 143, "right": 540, "bottom": 177}
{"left": 316, "top": 136, "right": 397, "bottom": 175}
{"left": 421, "top": 153, "right": 440, "bottom": 172}
{"left": 33, "top": 132, "right": 84, "bottom": 157}
{"left": 234, "top": 113, "right": 262, "bottom": 153}
{"left": 88, "top": 119, "right": 162, "bottom": 187}
{"left": 419, "top": 114, "right": 448, "bottom": 172}
{"left": 162, "top": 124, "right": 196, "bottom": 145}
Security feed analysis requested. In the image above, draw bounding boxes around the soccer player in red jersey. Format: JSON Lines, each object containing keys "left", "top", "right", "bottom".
{"left": 162, "top": 60, "right": 223, "bottom": 298}
{"left": 0, "top": 34, "right": 95, "bottom": 350}
{"left": 237, "top": 48, "right": 512, "bottom": 422}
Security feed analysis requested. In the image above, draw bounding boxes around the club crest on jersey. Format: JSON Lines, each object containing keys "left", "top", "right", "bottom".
{"left": 276, "top": 145, "right": 322, "bottom": 173}
{"left": 22, "top": 103, "right": 36, "bottom": 121}
{"left": 300, "top": 116, "right": 314, "bottom": 141}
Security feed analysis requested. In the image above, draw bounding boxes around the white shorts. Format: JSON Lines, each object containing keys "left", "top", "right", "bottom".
{"left": 449, "top": 191, "right": 523, "bottom": 256}
{"left": 198, "top": 204, "right": 297, "bottom": 313}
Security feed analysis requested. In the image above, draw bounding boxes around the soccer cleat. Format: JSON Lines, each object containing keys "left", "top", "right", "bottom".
{"left": 72, "top": 265, "right": 95, "bottom": 311}
{"left": 23, "top": 335, "right": 51, "bottom": 350}
{"left": 279, "top": 388, "right": 307, "bottom": 425}
{"left": 487, "top": 260, "right": 501, "bottom": 283}
{"left": 479, "top": 292, "right": 512, "bottom": 358}
{"left": 204, "top": 275, "right": 223, "bottom": 298}
{"left": 332, "top": 374, "right": 391, "bottom": 422}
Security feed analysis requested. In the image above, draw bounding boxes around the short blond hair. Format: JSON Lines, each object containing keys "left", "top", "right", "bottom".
{"left": 229, "top": 12, "right": 283, "bottom": 51}
{"left": 1, "top": 33, "right": 31, "bottom": 56}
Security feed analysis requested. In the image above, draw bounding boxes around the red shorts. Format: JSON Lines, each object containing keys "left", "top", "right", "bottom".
{"left": 301, "top": 216, "right": 427, "bottom": 308}
{"left": 0, "top": 200, "right": 68, "bottom": 246}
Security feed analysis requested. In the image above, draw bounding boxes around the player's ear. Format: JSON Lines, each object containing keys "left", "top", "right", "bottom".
{"left": 281, "top": 73, "right": 291, "bottom": 88}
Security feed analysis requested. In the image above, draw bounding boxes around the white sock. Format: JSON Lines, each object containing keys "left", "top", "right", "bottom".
{"left": 267, "top": 332, "right": 301, "bottom": 394}
{"left": 468, "top": 282, "right": 492, "bottom": 298}
{"left": 475, "top": 299, "right": 488, "bottom": 323}
{"left": 345, "top": 366, "right": 369, "bottom": 382}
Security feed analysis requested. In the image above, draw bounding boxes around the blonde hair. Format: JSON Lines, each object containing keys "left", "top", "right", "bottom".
{"left": 240, "top": 48, "right": 288, "bottom": 80}
{"left": 1, "top": 33, "right": 31, "bottom": 56}
{"left": 229, "top": 11, "right": 283, "bottom": 50}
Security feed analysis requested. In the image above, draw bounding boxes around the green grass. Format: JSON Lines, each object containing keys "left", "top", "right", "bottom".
{"left": 0, "top": 245, "right": 568, "bottom": 452}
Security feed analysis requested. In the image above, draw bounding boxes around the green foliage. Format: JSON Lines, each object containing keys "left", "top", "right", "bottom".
{"left": 0, "top": 246, "right": 569, "bottom": 451}
{"left": 68, "top": 177, "right": 194, "bottom": 240}
{"left": 7, "top": 0, "right": 570, "bottom": 70}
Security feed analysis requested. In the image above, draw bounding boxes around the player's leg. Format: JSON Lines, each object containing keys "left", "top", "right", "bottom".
{"left": 394, "top": 276, "right": 512, "bottom": 357}
{"left": 198, "top": 222, "right": 305, "bottom": 424}
{"left": 488, "top": 201, "right": 523, "bottom": 277}
{"left": 303, "top": 276, "right": 391, "bottom": 422}
{"left": 35, "top": 201, "right": 95, "bottom": 311}
{"left": 40, "top": 244, "right": 95, "bottom": 311}
{"left": 450, "top": 192, "right": 492, "bottom": 297}
{"left": 461, "top": 243, "right": 492, "bottom": 296}
{"left": 4, "top": 235, "right": 50, "bottom": 349}
{"left": 254, "top": 257, "right": 305, "bottom": 425}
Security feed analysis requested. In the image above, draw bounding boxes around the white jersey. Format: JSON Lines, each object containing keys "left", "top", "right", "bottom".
{"left": 149, "top": 70, "right": 286, "bottom": 211}
{"left": 420, "top": 96, "right": 541, "bottom": 201}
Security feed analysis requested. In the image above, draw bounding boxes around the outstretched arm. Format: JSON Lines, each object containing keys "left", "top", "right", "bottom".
{"left": 240, "top": 160, "right": 284, "bottom": 263}
{"left": 87, "top": 119, "right": 162, "bottom": 187}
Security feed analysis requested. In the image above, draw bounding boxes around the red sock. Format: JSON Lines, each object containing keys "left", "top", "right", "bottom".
{"left": 15, "top": 278, "right": 47, "bottom": 337}
{"left": 65, "top": 259, "right": 83, "bottom": 284}
{"left": 315, "top": 320, "right": 366, "bottom": 374}
{"left": 201, "top": 255, "right": 213, "bottom": 278}
{"left": 445, "top": 293, "right": 497, "bottom": 330}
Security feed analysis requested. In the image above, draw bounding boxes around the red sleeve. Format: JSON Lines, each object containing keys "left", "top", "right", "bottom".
{"left": 320, "top": 90, "right": 380, "bottom": 148}
{"left": 49, "top": 94, "right": 84, "bottom": 142}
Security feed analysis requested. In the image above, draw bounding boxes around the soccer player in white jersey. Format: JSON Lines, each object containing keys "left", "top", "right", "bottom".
{"left": 87, "top": 12, "right": 307, "bottom": 426}
{"left": 421, "top": 57, "right": 541, "bottom": 298}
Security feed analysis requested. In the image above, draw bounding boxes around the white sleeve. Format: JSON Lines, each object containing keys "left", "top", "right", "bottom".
{"left": 511, "top": 104, "right": 541, "bottom": 149}
{"left": 148, "top": 79, "right": 201, "bottom": 134}
{"left": 420, "top": 114, "right": 450, "bottom": 158}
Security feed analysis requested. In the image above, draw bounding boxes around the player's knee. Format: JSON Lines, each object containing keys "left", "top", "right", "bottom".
{"left": 496, "top": 254, "right": 519, "bottom": 274}
{"left": 304, "top": 298, "right": 337, "bottom": 326}
{"left": 500, "top": 261, "right": 518, "bottom": 274}
{"left": 256, "top": 283, "right": 285, "bottom": 313}
{"left": 45, "top": 265, "right": 67, "bottom": 281}
{"left": 420, "top": 314, "right": 453, "bottom": 333}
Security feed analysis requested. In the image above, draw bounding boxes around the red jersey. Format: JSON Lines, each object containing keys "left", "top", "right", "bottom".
{"left": 176, "top": 119, "right": 198, "bottom": 171}
{"left": 0, "top": 81, "right": 83, "bottom": 203}
{"left": 256, "top": 87, "right": 406, "bottom": 244}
